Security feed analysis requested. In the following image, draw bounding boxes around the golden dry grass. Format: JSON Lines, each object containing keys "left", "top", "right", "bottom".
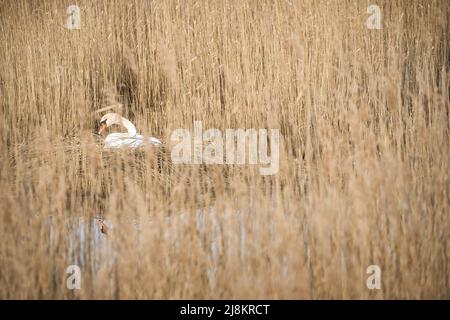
{"left": 0, "top": 0, "right": 449, "bottom": 299}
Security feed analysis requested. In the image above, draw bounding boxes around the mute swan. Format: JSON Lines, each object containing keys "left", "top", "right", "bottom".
{"left": 98, "top": 113, "right": 162, "bottom": 149}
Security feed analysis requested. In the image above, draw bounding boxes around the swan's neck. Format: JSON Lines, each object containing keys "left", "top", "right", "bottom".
{"left": 120, "top": 117, "right": 137, "bottom": 136}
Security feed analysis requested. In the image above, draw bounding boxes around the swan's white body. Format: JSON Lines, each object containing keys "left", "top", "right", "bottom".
{"left": 98, "top": 113, "right": 162, "bottom": 149}
{"left": 104, "top": 133, "right": 162, "bottom": 148}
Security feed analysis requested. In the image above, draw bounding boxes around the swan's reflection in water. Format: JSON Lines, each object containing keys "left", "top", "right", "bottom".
{"left": 60, "top": 209, "right": 288, "bottom": 289}
{"left": 66, "top": 218, "right": 116, "bottom": 270}
{"left": 62, "top": 209, "right": 255, "bottom": 289}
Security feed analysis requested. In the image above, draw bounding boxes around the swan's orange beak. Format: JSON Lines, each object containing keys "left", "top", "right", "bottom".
{"left": 98, "top": 123, "right": 107, "bottom": 135}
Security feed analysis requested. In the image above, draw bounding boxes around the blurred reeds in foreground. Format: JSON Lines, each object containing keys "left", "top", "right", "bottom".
{"left": 0, "top": 0, "right": 449, "bottom": 299}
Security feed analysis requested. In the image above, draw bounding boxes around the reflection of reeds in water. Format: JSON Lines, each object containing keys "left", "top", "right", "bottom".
{"left": 63, "top": 207, "right": 256, "bottom": 295}
{"left": 1, "top": 0, "right": 449, "bottom": 299}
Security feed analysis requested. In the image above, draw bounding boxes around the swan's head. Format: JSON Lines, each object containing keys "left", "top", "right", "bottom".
{"left": 98, "top": 113, "right": 122, "bottom": 135}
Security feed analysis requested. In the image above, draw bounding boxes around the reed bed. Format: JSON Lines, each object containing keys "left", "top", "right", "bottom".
{"left": 0, "top": 0, "right": 449, "bottom": 299}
